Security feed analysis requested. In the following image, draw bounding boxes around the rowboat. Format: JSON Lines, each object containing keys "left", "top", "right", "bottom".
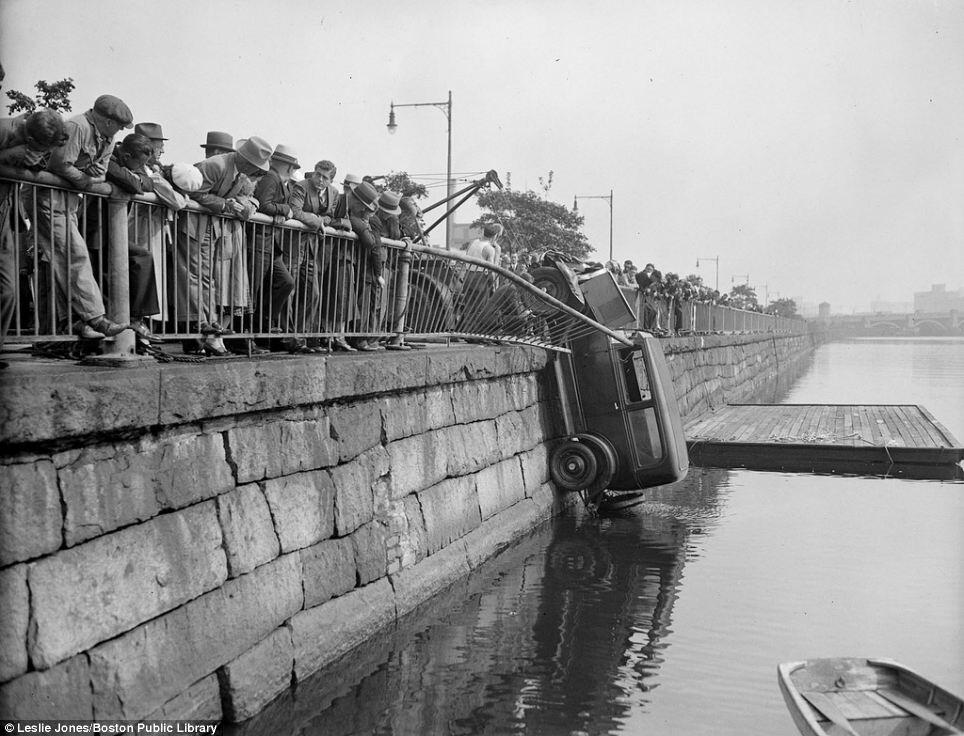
{"left": 778, "top": 658, "right": 963, "bottom": 736}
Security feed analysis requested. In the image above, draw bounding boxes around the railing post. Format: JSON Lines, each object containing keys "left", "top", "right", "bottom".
{"left": 391, "top": 245, "right": 412, "bottom": 336}
{"left": 86, "top": 188, "right": 144, "bottom": 364}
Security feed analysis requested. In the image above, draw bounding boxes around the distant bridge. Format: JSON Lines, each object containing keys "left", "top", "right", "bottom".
{"left": 823, "top": 311, "right": 961, "bottom": 336}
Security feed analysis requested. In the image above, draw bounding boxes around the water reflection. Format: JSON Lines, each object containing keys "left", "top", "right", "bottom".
{"left": 229, "top": 469, "right": 734, "bottom": 736}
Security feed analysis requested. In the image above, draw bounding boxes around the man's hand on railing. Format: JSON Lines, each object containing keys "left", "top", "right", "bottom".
{"left": 87, "top": 182, "right": 113, "bottom": 196}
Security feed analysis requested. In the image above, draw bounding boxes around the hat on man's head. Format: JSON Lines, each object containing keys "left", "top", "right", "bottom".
{"left": 377, "top": 191, "right": 401, "bottom": 216}
{"left": 170, "top": 163, "right": 203, "bottom": 192}
{"left": 353, "top": 181, "right": 379, "bottom": 212}
{"left": 271, "top": 144, "right": 301, "bottom": 169}
{"left": 482, "top": 222, "right": 504, "bottom": 239}
{"left": 236, "top": 136, "right": 272, "bottom": 172}
{"left": 93, "top": 95, "right": 133, "bottom": 128}
{"left": 135, "top": 122, "right": 167, "bottom": 141}
{"left": 342, "top": 173, "right": 361, "bottom": 190}
{"left": 200, "top": 131, "right": 234, "bottom": 152}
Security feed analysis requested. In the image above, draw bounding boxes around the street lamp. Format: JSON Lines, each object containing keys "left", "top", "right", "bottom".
{"left": 387, "top": 91, "right": 453, "bottom": 249}
{"left": 573, "top": 190, "right": 614, "bottom": 261}
{"left": 696, "top": 255, "right": 719, "bottom": 291}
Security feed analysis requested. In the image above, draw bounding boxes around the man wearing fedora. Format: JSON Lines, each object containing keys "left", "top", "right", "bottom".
{"left": 289, "top": 159, "right": 341, "bottom": 352}
{"left": 250, "top": 143, "right": 300, "bottom": 352}
{"left": 345, "top": 180, "right": 384, "bottom": 351}
{"left": 38, "top": 94, "right": 135, "bottom": 338}
{"left": 134, "top": 122, "right": 167, "bottom": 172}
{"left": 171, "top": 135, "right": 270, "bottom": 354}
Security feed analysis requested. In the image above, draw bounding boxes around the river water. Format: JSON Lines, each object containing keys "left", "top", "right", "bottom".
{"left": 255, "top": 338, "right": 963, "bottom": 736}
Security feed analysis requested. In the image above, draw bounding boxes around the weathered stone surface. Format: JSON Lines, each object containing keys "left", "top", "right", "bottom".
{"left": 0, "top": 564, "right": 28, "bottom": 682}
{"left": 145, "top": 673, "right": 221, "bottom": 721}
{"left": 0, "top": 365, "right": 160, "bottom": 446}
{"left": 492, "top": 344, "right": 547, "bottom": 377}
{"left": 59, "top": 431, "right": 235, "bottom": 546}
{"left": 227, "top": 416, "right": 336, "bottom": 484}
{"left": 386, "top": 430, "right": 448, "bottom": 499}
{"left": 302, "top": 538, "right": 356, "bottom": 608}
{"left": 329, "top": 401, "right": 383, "bottom": 463}
{"left": 221, "top": 626, "right": 294, "bottom": 722}
{"left": 518, "top": 444, "right": 549, "bottom": 496}
{"left": 387, "top": 495, "right": 427, "bottom": 569}
{"left": 445, "top": 421, "right": 500, "bottom": 476}
{"left": 29, "top": 502, "right": 227, "bottom": 669}
{"left": 450, "top": 378, "right": 509, "bottom": 424}
{"left": 351, "top": 521, "right": 388, "bottom": 585}
{"left": 494, "top": 411, "right": 526, "bottom": 459}
{"left": 330, "top": 446, "right": 389, "bottom": 536}
{"left": 475, "top": 457, "right": 526, "bottom": 521}
{"left": 324, "top": 353, "right": 428, "bottom": 401}
{"left": 418, "top": 476, "right": 481, "bottom": 556}
{"left": 217, "top": 484, "right": 280, "bottom": 576}
{"left": 517, "top": 403, "right": 547, "bottom": 450}
{"left": 462, "top": 499, "right": 542, "bottom": 569}
{"left": 263, "top": 471, "right": 335, "bottom": 553}
{"left": 0, "top": 654, "right": 92, "bottom": 720}
{"left": 530, "top": 481, "right": 567, "bottom": 519}
{"left": 390, "top": 541, "right": 470, "bottom": 618}
{"left": 423, "top": 349, "right": 496, "bottom": 386}
{"left": 290, "top": 578, "right": 395, "bottom": 681}
{"left": 505, "top": 373, "right": 539, "bottom": 411}
{"left": 379, "top": 386, "right": 455, "bottom": 442}
{"left": 0, "top": 460, "right": 61, "bottom": 566}
{"left": 159, "top": 360, "right": 327, "bottom": 425}
{"left": 89, "top": 552, "right": 302, "bottom": 720}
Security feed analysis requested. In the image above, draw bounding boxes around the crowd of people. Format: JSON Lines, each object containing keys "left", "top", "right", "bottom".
{"left": 0, "top": 94, "right": 777, "bottom": 365}
{"left": 0, "top": 94, "right": 437, "bottom": 360}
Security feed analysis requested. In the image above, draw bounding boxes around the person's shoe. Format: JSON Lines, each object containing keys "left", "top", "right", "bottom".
{"left": 227, "top": 338, "right": 269, "bottom": 356}
{"left": 182, "top": 338, "right": 206, "bottom": 355}
{"left": 353, "top": 340, "right": 377, "bottom": 352}
{"left": 281, "top": 337, "right": 309, "bottom": 353}
{"left": 203, "top": 336, "right": 229, "bottom": 357}
{"left": 131, "top": 321, "right": 163, "bottom": 344}
{"left": 198, "top": 322, "right": 223, "bottom": 336}
{"left": 86, "top": 316, "right": 129, "bottom": 337}
{"left": 331, "top": 337, "right": 356, "bottom": 352}
{"left": 74, "top": 320, "right": 105, "bottom": 339}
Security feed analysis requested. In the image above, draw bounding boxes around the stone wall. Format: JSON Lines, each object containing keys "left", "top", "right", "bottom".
{"left": 661, "top": 332, "right": 818, "bottom": 420}
{"left": 0, "top": 332, "right": 818, "bottom": 723}
{"left": 0, "top": 347, "right": 569, "bottom": 722}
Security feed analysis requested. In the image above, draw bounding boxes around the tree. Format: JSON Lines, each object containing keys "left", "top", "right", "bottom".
{"left": 766, "top": 297, "right": 798, "bottom": 318}
{"left": 684, "top": 273, "right": 704, "bottom": 288}
{"left": 6, "top": 77, "right": 75, "bottom": 114}
{"left": 379, "top": 171, "right": 428, "bottom": 200}
{"left": 473, "top": 172, "right": 591, "bottom": 261}
{"left": 728, "top": 283, "right": 759, "bottom": 310}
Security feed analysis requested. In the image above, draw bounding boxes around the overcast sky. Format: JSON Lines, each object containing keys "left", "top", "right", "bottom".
{"left": 2, "top": 0, "right": 961, "bottom": 313}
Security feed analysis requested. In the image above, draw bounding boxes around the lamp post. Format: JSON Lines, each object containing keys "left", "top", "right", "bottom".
{"left": 573, "top": 190, "right": 613, "bottom": 261}
{"left": 695, "top": 255, "right": 719, "bottom": 291}
{"left": 387, "top": 91, "right": 453, "bottom": 249}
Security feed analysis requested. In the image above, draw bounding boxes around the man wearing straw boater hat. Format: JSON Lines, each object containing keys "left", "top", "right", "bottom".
{"left": 172, "top": 135, "right": 271, "bottom": 354}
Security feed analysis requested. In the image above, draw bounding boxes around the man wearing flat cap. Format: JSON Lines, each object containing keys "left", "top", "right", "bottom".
{"left": 36, "top": 94, "right": 134, "bottom": 338}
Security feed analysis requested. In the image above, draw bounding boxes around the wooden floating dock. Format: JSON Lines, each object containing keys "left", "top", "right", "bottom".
{"left": 685, "top": 404, "right": 964, "bottom": 479}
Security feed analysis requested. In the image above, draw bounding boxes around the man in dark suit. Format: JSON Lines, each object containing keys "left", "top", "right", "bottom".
{"left": 289, "top": 160, "right": 340, "bottom": 351}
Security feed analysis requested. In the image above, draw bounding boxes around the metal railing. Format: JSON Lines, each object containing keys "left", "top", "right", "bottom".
{"left": 621, "top": 288, "right": 809, "bottom": 335}
{"left": 0, "top": 172, "right": 631, "bottom": 359}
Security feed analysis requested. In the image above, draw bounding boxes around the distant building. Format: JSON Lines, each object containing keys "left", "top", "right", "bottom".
{"left": 870, "top": 299, "right": 914, "bottom": 313}
{"left": 450, "top": 222, "right": 482, "bottom": 250}
{"left": 914, "top": 284, "right": 964, "bottom": 313}
{"left": 818, "top": 302, "right": 831, "bottom": 320}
